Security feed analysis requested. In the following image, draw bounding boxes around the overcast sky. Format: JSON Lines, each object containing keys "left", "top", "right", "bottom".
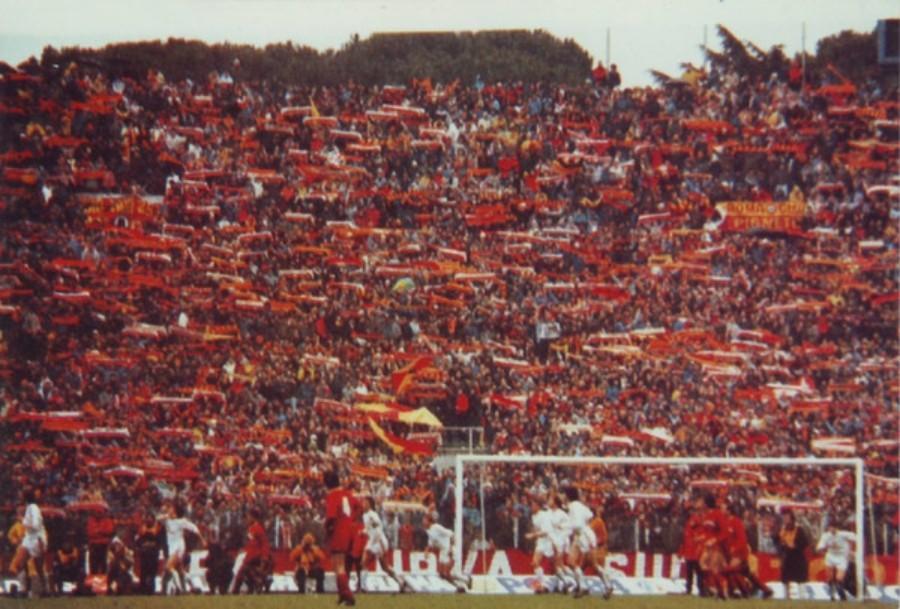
{"left": 0, "top": 0, "right": 894, "bottom": 86}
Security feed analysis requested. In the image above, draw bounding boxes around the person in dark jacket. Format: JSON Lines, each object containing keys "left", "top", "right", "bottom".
{"left": 52, "top": 536, "right": 89, "bottom": 595}
{"left": 205, "top": 542, "right": 235, "bottom": 595}
{"left": 135, "top": 514, "right": 162, "bottom": 595}
{"left": 607, "top": 64, "right": 622, "bottom": 88}
{"left": 775, "top": 511, "right": 808, "bottom": 599}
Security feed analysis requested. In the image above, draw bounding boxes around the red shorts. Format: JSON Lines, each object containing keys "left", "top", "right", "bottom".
{"left": 351, "top": 532, "right": 367, "bottom": 559}
{"left": 728, "top": 545, "right": 749, "bottom": 563}
{"left": 328, "top": 523, "right": 356, "bottom": 554}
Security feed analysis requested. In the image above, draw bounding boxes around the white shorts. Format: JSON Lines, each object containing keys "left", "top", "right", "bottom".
{"left": 364, "top": 531, "right": 389, "bottom": 557}
{"left": 168, "top": 541, "right": 186, "bottom": 562}
{"left": 573, "top": 528, "right": 597, "bottom": 553}
{"left": 535, "top": 538, "right": 555, "bottom": 559}
{"left": 435, "top": 547, "right": 451, "bottom": 567}
{"left": 551, "top": 535, "right": 569, "bottom": 556}
{"left": 824, "top": 553, "right": 848, "bottom": 572}
{"left": 21, "top": 535, "right": 45, "bottom": 558}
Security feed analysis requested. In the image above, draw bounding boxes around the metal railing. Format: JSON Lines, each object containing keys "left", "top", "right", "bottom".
{"left": 439, "top": 426, "right": 484, "bottom": 453}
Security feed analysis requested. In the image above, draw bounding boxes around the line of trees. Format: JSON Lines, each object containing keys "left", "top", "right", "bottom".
{"left": 702, "top": 24, "right": 892, "bottom": 88}
{"left": 34, "top": 30, "right": 594, "bottom": 86}
{"left": 21, "top": 24, "right": 893, "bottom": 89}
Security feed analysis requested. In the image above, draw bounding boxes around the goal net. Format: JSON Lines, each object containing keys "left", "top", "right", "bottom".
{"left": 452, "top": 455, "right": 865, "bottom": 600}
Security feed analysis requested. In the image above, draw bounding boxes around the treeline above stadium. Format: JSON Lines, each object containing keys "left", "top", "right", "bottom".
{"left": 20, "top": 25, "right": 893, "bottom": 88}
{"left": 34, "top": 30, "right": 594, "bottom": 86}
{"left": 643, "top": 25, "right": 892, "bottom": 90}
{"left": 702, "top": 25, "right": 891, "bottom": 88}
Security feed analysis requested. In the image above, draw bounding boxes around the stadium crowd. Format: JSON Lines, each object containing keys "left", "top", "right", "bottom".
{"left": 0, "top": 48, "right": 897, "bottom": 595}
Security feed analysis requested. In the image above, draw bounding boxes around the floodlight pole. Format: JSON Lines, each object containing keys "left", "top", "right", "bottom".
{"left": 801, "top": 21, "right": 807, "bottom": 90}
{"left": 605, "top": 28, "right": 611, "bottom": 68}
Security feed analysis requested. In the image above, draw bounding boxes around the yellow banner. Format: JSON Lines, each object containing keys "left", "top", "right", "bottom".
{"left": 717, "top": 200, "right": 805, "bottom": 232}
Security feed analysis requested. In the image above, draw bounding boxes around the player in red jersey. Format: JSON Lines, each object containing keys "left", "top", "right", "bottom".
{"left": 324, "top": 470, "right": 360, "bottom": 605}
{"left": 724, "top": 506, "right": 772, "bottom": 599}
{"left": 229, "top": 508, "right": 272, "bottom": 593}
{"left": 346, "top": 520, "right": 366, "bottom": 592}
{"left": 723, "top": 507, "right": 752, "bottom": 597}
{"left": 679, "top": 496, "right": 707, "bottom": 596}
{"left": 698, "top": 494, "right": 729, "bottom": 599}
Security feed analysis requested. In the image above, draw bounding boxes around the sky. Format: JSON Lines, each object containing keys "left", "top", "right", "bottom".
{"left": 0, "top": 0, "right": 895, "bottom": 86}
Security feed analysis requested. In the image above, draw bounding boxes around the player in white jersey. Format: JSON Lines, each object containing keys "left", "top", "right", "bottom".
{"left": 564, "top": 486, "right": 598, "bottom": 598}
{"left": 817, "top": 523, "right": 852, "bottom": 601}
{"left": 159, "top": 502, "right": 204, "bottom": 594}
{"left": 360, "top": 497, "right": 408, "bottom": 592}
{"left": 525, "top": 495, "right": 557, "bottom": 593}
{"left": 423, "top": 512, "right": 471, "bottom": 593}
{"left": 548, "top": 495, "right": 571, "bottom": 555}
{"left": 549, "top": 494, "right": 577, "bottom": 592}
{"left": 10, "top": 491, "right": 48, "bottom": 596}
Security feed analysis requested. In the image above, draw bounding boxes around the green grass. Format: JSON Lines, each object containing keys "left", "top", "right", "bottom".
{"left": 0, "top": 594, "right": 881, "bottom": 609}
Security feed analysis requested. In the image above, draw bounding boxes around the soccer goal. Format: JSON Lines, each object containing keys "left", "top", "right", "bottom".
{"left": 453, "top": 455, "right": 865, "bottom": 600}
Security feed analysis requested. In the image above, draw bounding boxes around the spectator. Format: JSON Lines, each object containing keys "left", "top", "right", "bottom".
{"left": 105, "top": 533, "right": 134, "bottom": 595}
{"left": 775, "top": 511, "right": 809, "bottom": 599}
{"left": 205, "top": 542, "right": 235, "bottom": 595}
{"left": 86, "top": 514, "right": 114, "bottom": 576}
{"left": 607, "top": 64, "right": 622, "bottom": 88}
{"left": 592, "top": 63, "right": 608, "bottom": 86}
{"left": 290, "top": 533, "right": 327, "bottom": 593}
{"left": 135, "top": 513, "right": 162, "bottom": 595}
{"left": 52, "top": 536, "right": 89, "bottom": 596}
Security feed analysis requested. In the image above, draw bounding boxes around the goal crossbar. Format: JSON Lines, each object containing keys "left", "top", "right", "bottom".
{"left": 453, "top": 454, "right": 865, "bottom": 601}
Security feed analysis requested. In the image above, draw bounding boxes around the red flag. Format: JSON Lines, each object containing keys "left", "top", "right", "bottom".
{"left": 872, "top": 292, "right": 899, "bottom": 307}
{"left": 368, "top": 418, "right": 435, "bottom": 457}
{"left": 390, "top": 356, "right": 433, "bottom": 393}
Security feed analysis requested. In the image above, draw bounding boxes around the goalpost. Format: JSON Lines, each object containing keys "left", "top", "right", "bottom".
{"left": 453, "top": 455, "right": 865, "bottom": 601}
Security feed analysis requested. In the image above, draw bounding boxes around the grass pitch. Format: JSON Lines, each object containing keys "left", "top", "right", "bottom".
{"left": 0, "top": 594, "right": 880, "bottom": 609}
